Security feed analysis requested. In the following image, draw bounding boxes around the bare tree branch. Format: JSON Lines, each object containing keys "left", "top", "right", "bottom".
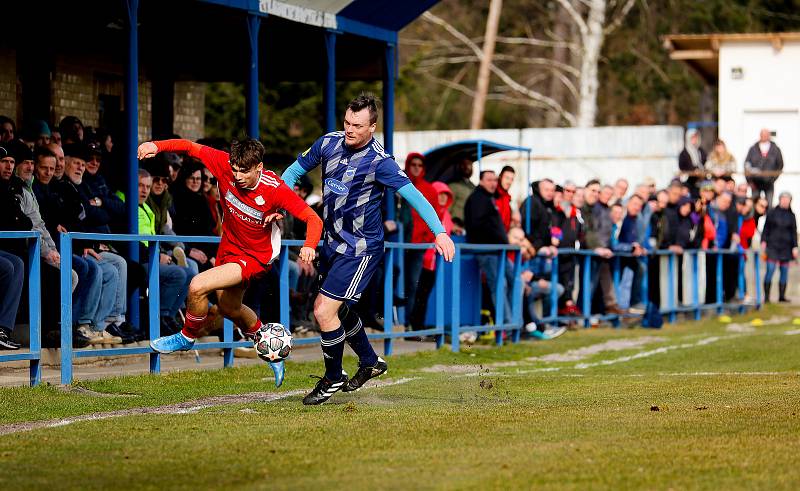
{"left": 604, "top": 0, "right": 636, "bottom": 35}
{"left": 422, "top": 12, "right": 484, "bottom": 58}
{"left": 555, "top": 0, "right": 589, "bottom": 38}
{"left": 489, "top": 64, "right": 577, "bottom": 126}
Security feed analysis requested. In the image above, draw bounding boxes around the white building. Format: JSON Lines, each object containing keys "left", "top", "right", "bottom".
{"left": 665, "top": 32, "right": 800, "bottom": 205}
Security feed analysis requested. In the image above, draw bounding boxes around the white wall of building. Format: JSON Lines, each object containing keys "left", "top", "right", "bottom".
{"left": 379, "top": 126, "right": 683, "bottom": 204}
{"left": 719, "top": 40, "right": 800, "bottom": 205}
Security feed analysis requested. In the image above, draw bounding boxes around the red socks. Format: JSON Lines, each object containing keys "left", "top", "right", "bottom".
{"left": 181, "top": 311, "right": 207, "bottom": 339}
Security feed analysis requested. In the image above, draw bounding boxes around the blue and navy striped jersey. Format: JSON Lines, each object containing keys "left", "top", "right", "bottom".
{"left": 297, "top": 132, "right": 411, "bottom": 256}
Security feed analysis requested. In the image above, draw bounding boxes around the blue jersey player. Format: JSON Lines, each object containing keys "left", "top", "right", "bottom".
{"left": 282, "top": 94, "right": 455, "bottom": 405}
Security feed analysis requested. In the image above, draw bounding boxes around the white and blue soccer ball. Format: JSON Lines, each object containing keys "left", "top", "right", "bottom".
{"left": 254, "top": 323, "right": 292, "bottom": 362}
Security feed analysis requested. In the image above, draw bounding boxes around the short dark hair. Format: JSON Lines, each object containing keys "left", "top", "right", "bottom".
{"left": 347, "top": 93, "right": 381, "bottom": 125}
{"left": 586, "top": 179, "right": 601, "bottom": 188}
{"left": 229, "top": 139, "right": 265, "bottom": 171}
{"left": 479, "top": 170, "right": 496, "bottom": 180}
{"left": 499, "top": 165, "right": 515, "bottom": 177}
{"left": 33, "top": 146, "right": 56, "bottom": 165}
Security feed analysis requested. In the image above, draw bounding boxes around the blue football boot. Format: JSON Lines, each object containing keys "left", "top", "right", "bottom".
{"left": 269, "top": 360, "right": 286, "bottom": 388}
{"left": 150, "top": 332, "right": 195, "bottom": 353}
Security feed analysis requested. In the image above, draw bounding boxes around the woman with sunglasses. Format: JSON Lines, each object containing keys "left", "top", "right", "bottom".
{"left": 171, "top": 160, "right": 218, "bottom": 272}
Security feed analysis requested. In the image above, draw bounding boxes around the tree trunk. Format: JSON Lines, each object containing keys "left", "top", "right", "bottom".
{"left": 470, "top": 0, "right": 503, "bottom": 130}
{"left": 576, "top": 0, "right": 606, "bottom": 128}
{"left": 546, "top": 4, "right": 572, "bottom": 127}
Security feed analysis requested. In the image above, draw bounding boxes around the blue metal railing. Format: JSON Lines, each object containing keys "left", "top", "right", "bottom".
{"left": 1, "top": 229, "right": 763, "bottom": 386}
{"left": 0, "top": 231, "right": 41, "bottom": 386}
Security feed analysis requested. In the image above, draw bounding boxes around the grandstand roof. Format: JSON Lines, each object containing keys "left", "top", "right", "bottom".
{"left": 423, "top": 140, "right": 531, "bottom": 183}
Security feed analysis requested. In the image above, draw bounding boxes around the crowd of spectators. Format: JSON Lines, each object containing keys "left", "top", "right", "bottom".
{"left": 0, "top": 115, "right": 797, "bottom": 351}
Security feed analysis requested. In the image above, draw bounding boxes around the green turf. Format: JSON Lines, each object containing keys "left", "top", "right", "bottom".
{"left": 1, "top": 308, "right": 799, "bottom": 490}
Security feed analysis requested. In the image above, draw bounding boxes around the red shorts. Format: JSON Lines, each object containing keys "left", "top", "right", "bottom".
{"left": 216, "top": 247, "right": 270, "bottom": 286}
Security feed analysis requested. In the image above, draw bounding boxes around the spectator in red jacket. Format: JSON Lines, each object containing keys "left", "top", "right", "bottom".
{"left": 403, "top": 152, "right": 439, "bottom": 320}
{"left": 496, "top": 166, "right": 515, "bottom": 231}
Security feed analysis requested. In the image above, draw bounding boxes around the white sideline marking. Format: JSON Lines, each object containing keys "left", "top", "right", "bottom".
{"left": 785, "top": 329, "right": 800, "bottom": 335}
{"left": 726, "top": 324, "right": 756, "bottom": 333}
{"left": 0, "top": 377, "right": 418, "bottom": 436}
{"left": 573, "top": 336, "right": 730, "bottom": 369}
{"left": 528, "top": 337, "right": 666, "bottom": 362}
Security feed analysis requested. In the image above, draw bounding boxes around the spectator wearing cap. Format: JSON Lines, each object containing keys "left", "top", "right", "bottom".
{"left": 162, "top": 152, "right": 182, "bottom": 184}
{"left": 1, "top": 142, "right": 93, "bottom": 348}
{"left": 745, "top": 129, "right": 784, "bottom": 207}
{"left": 8, "top": 140, "right": 35, "bottom": 192}
{"left": 762, "top": 192, "right": 797, "bottom": 303}
{"left": 552, "top": 182, "right": 582, "bottom": 316}
{"left": 0, "top": 115, "right": 15, "bottom": 143}
{"left": 138, "top": 169, "right": 195, "bottom": 335}
{"left": 520, "top": 179, "right": 557, "bottom": 256}
{"left": 53, "top": 143, "right": 129, "bottom": 344}
{"left": 82, "top": 141, "right": 126, "bottom": 225}
{"left": 58, "top": 116, "right": 84, "bottom": 145}
{"left": 24, "top": 120, "right": 51, "bottom": 147}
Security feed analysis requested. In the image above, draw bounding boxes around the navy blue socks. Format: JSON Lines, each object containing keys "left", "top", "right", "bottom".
{"left": 340, "top": 305, "right": 379, "bottom": 367}
{"left": 320, "top": 326, "right": 346, "bottom": 381}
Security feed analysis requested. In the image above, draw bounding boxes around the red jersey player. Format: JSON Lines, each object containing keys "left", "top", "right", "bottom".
{"left": 137, "top": 138, "right": 322, "bottom": 387}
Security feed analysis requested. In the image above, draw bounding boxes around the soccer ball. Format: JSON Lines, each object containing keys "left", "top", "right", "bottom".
{"left": 253, "top": 323, "right": 292, "bottom": 362}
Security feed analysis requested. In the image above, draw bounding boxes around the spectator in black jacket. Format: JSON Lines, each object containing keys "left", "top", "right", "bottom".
{"left": 520, "top": 179, "right": 557, "bottom": 256}
{"left": 465, "top": 170, "right": 513, "bottom": 323}
{"left": 0, "top": 144, "right": 27, "bottom": 349}
{"left": 82, "top": 142, "right": 126, "bottom": 231}
{"left": 745, "top": 129, "right": 784, "bottom": 207}
{"left": 171, "top": 160, "right": 217, "bottom": 271}
{"left": 762, "top": 192, "right": 797, "bottom": 303}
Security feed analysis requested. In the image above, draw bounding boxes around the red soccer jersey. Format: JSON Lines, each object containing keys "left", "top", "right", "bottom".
{"left": 154, "top": 140, "right": 316, "bottom": 269}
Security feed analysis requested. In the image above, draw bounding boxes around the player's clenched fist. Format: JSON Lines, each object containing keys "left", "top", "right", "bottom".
{"left": 298, "top": 246, "right": 315, "bottom": 264}
{"left": 137, "top": 141, "right": 159, "bottom": 160}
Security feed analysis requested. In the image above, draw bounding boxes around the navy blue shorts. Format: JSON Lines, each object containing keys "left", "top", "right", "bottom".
{"left": 318, "top": 247, "right": 384, "bottom": 303}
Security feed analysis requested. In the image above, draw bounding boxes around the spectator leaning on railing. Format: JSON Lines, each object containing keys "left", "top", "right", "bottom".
{"left": 464, "top": 170, "right": 514, "bottom": 325}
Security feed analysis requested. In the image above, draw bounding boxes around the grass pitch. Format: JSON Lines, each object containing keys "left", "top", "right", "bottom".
{"left": 1, "top": 308, "right": 799, "bottom": 490}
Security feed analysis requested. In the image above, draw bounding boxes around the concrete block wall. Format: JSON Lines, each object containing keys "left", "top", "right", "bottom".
{"left": 174, "top": 81, "right": 206, "bottom": 142}
{"left": 0, "top": 49, "right": 18, "bottom": 122}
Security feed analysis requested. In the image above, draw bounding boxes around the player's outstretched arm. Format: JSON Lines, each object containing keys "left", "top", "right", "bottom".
{"left": 397, "top": 183, "right": 455, "bottom": 262}
{"left": 139, "top": 139, "right": 228, "bottom": 179}
{"left": 273, "top": 182, "right": 323, "bottom": 264}
{"left": 280, "top": 160, "right": 307, "bottom": 190}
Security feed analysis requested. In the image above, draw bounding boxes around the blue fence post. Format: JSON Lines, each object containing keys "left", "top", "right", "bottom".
{"left": 383, "top": 247, "right": 394, "bottom": 356}
{"left": 148, "top": 241, "right": 161, "bottom": 374}
{"left": 434, "top": 253, "right": 444, "bottom": 349}
{"left": 511, "top": 250, "right": 523, "bottom": 343}
{"left": 222, "top": 319, "right": 234, "bottom": 368}
{"left": 396, "top": 224, "right": 405, "bottom": 325}
{"left": 667, "top": 253, "right": 676, "bottom": 324}
{"left": 59, "top": 233, "right": 73, "bottom": 385}
{"left": 716, "top": 252, "right": 723, "bottom": 314}
{"left": 692, "top": 251, "right": 701, "bottom": 321}
{"left": 641, "top": 255, "right": 649, "bottom": 312}
{"left": 582, "top": 255, "right": 591, "bottom": 328}
{"left": 323, "top": 30, "right": 337, "bottom": 133}
{"left": 124, "top": 0, "right": 140, "bottom": 330}
{"left": 549, "top": 254, "right": 559, "bottom": 323}
{"left": 494, "top": 250, "right": 505, "bottom": 345}
{"left": 737, "top": 252, "right": 746, "bottom": 314}
{"left": 611, "top": 256, "right": 621, "bottom": 327}
{"left": 450, "top": 247, "right": 461, "bottom": 352}
{"left": 279, "top": 246, "right": 290, "bottom": 328}
{"left": 28, "top": 236, "right": 41, "bottom": 386}
{"left": 754, "top": 251, "right": 762, "bottom": 309}
{"left": 245, "top": 14, "right": 261, "bottom": 139}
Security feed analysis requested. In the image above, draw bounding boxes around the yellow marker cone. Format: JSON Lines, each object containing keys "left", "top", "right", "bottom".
{"left": 718, "top": 315, "right": 733, "bottom": 323}
{"left": 792, "top": 318, "right": 800, "bottom": 325}
{"left": 750, "top": 318, "right": 764, "bottom": 327}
